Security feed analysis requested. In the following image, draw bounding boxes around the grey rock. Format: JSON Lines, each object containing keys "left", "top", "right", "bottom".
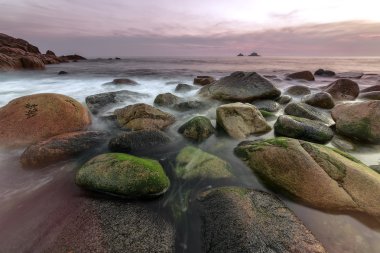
{"left": 175, "top": 83, "right": 197, "bottom": 92}
{"left": 324, "top": 79, "right": 359, "bottom": 100}
{"left": 276, "top": 95, "right": 292, "bottom": 104}
{"left": 285, "top": 85, "right": 311, "bottom": 96}
{"left": 284, "top": 102, "right": 335, "bottom": 126}
{"left": 178, "top": 116, "right": 215, "bottom": 142}
{"left": 302, "top": 92, "right": 335, "bottom": 109}
{"left": 314, "top": 69, "right": 335, "bottom": 77}
{"left": 359, "top": 91, "right": 380, "bottom": 100}
{"left": 154, "top": 93, "right": 180, "bottom": 106}
{"left": 252, "top": 99, "right": 280, "bottom": 112}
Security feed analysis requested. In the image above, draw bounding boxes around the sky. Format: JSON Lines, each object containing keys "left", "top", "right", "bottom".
{"left": 0, "top": 0, "right": 380, "bottom": 57}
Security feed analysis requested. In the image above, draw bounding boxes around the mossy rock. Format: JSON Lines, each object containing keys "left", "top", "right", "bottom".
{"left": 175, "top": 146, "right": 233, "bottom": 180}
{"left": 76, "top": 153, "right": 170, "bottom": 198}
{"left": 178, "top": 116, "right": 215, "bottom": 142}
{"left": 259, "top": 110, "right": 276, "bottom": 119}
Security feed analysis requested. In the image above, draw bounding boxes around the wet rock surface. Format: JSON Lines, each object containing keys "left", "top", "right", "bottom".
{"left": 323, "top": 79, "right": 359, "bottom": 100}
{"left": 302, "top": 92, "right": 335, "bottom": 109}
{"left": 178, "top": 116, "right": 215, "bottom": 142}
{"left": 285, "top": 85, "right": 311, "bottom": 96}
{"left": 284, "top": 102, "right": 335, "bottom": 126}
{"left": 286, "top": 71, "right": 315, "bottom": 81}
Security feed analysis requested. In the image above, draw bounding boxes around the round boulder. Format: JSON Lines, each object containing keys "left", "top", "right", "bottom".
{"left": 302, "top": 92, "right": 335, "bottom": 109}
{"left": 323, "top": 79, "right": 359, "bottom": 100}
{"left": 178, "top": 116, "right": 215, "bottom": 142}
{"left": 285, "top": 85, "right": 311, "bottom": 96}
{"left": 154, "top": 93, "right": 180, "bottom": 106}
{"left": 286, "top": 71, "right": 315, "bottom": 81}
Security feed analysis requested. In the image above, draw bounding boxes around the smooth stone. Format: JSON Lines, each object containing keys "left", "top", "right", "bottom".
{"left": 324, "top": 79, "right": 359, "bottom": 100}
{"left": 359, "top": 91, "right": 380, "bottom": 100}
{"left": 285, "top": 85, "right": 311, "bottom": 96}
{"left": 361, "top": 85, "right": 380, "bottom": 92}
{"left": 193, "top": 76, "right": 216, "bottom": 86}
{"left": 336, "top": 72, "right": 363, "bottom": 79}
{"left": 252, "top": 99, "right": 280, "bottom": 112}
{"left": 58, "top": 71, "right": 68, "bottom": 75}
{"left": 369, "top": 165, "right": 380, "bottom": 174}
{"left": 331, "top": 135, "right": 355, "bottom": 151}
{"left": 107, "top": 78, "right": 138, "bottom": 85}
{"left": 286, "top": 71, "right": 315, "bottom": 81}
{"left": 178, "top": 116, "right": 215, "bottom": 142}
{"left": 173, "top": 100, "right": 206, "bottom": 111}
{"left": 314, "top": 69, "right": 336, "bottom": 77}
{"left": 302, "top": 92, "right": 335, "bottom": 109}
{"left": 216, "top": 102, "right": 271, "bottom": 139}
{"left": 154, "top": 93, "right": 180, "bottom": 106}
{"left": 175, "top": 83, "right": 197, "bottom": 92}
{"left": 274, "top": 115, "right": 334, "bottom": 144}
{"left": 276, "top": 95, "right": 292, "bottom": 104}
{"left": 259, "top": 110, "right": 276, "bottom": 119}
{"left": 284, "top": 102, "right": 335, "bottom": 126}
{"left": 76, "top": 153, "right": 170, "bottom": 198}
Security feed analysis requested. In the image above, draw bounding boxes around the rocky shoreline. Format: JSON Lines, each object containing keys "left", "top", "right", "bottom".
{"left": 0, "top": 42, "right": 380, "bottom": 252}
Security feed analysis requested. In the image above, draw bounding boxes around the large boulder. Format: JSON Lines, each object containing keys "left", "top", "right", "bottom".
{"left": 76, "top": 153, "right": 170, "bottom": 198}
{"left": 85, "top": 90, "right": 148, "bottom": 115}
{"left": 175, "top": 146, "right": 233, "bottom": 180}
{"left": 286, "top": 71, "right": 315, "bottom": 81}
{"left": 0, "top": 93, "right": 91, "bottom": 147}
{"left": 331, "top": 101, "right": 380, "bottom": 142}
{"left": 109, "top": 129, "right": 171, "bottom": 153}
{"left": 323, "top": 79, "right": 359, "bottom": 100}
{"left": 284, "top": 102, "right": 335, "bottom": 126}
{"left": 274, "top": 115, "right": 333, "bottom": 143}
{"left": 0, "top": 53, "right": 21, "bottom": 70}
{"left": 235, "top": 137, "right": 380, "bottom": 216}
{"left": 216, "top": 102, "right": 271, "bottom": 139}
{"left": 302, "top": 92, "right": 335, "bottom": 109}
{"left": 178, "top": 116, "right": 215, "bottom": 142}
{"left": 21, "top": 131, "right": 109, "bottom": 167}
{"left": 199, "top": 71, "right": 281, "bottom": 102}
{"left": 114, "top": 103, "right": 175, "bottom": 130}
{"left": 20, "top": 56, "right": 45, "bottom": 70}
{"left": 197, "top": 187, "right": 327, "bottom": 253}
{"left": 154, "top": 93, "right": 180, "bottom": 106}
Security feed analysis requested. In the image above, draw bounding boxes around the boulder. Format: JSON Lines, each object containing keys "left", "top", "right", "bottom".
{"left": 361, "top": 85, "right": 380, "bottom": 92}
{"left": 284, "top": 102, "right": 335, "bottom": 126}
{"left": 216, "top": 103, "right": 271, "bottom": 139}
{"left": 58, "top": 71, "right": 68, "bottom": 75}
{"left": 45, "top": 50, "right": 56, "bottom": 56}
{"left": 314, "top": 69, "right": 335, "bottom": 77}
{"left": 252, "top": 99, "right": 280, "bottom": 112}
{"left": 178, "top": 116, "right": 215, "bottom": 142}
{"left": 60, "top": 54, "right": 87, "bottom": 61}
{"left": 199, "top": 71, "right": 281, "bottom": 102}
{"left": 110, "top": 78, "right": 138, "bottom": 85}
{"left": 286, "top": 71, "right": 315, "bottom": 81}
{"left": 193, "top": 76, "right": 215, "bottom": 86}
{"left": 259, "top": 110, "right": 276, "bottom": 119}
{"left": 76, "top": 153, "right": 170, "bottom": 198}
{"left": 154, "top": 93, "right": 180, "bottom": 106}
{"left": 323, "top": 79, "right": 359, "bottom": 100}
{"left": 285, "top": 85, "right": 311, "bottom": 96}
{"left": 302, "top": 92, "right": 335, "bottom": 109}
{"left": 331, "top": 135, "right": 355, "bottom": 151}
{"left": 235, "top": 137, "right": 380, "bottom": 216}
{"left": 20, "top": 56, "right": 45, "bottom": 70}
{"left": 173, "top": 100, "right": 206, "bottom": 111}
{"left": 109, "top": 129, "right": 171, "bottom": 153}
{"left": 175, "top": 146, "right": 233, "bottom": 180}
{"left": 331, "top": 101, "right": 380, "bottom": 142}
{"left": 274, "top": 115, "right": 334, "bottom": 143}
{"left": 20, "top": 131, "right": 109, "bottom": 167}
{"left": 114, "top": 103, "right": 175, "bottom": 131}
{"left": 359, "top": 91, "right": 380, "bottom": 100}
{"left": 198, "top": 187, "right": 327, "bottom": 253}
{"left": 276, "top": 95, "right": 292, "bottom": 104}
{"left": 0, "top": 53, "right": 21, "bottom": 70}
{"left": 85, "top": 90, "right": 148, "bottom": 115}
{"left": 175, "top": 83, "right": 197, "bottom": 92}
{"left": 0, "top": 93, "right": 91, "bottom": 147}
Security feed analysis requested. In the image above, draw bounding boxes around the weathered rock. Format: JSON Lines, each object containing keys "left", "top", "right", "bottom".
{"left": 175, "top": 83, "right": 197, "bottom": 92}
{"left": 193, "top": 76, "right": 215, "bottom": 86}
{"left": 173, "top": 100, "right": 206, "bottom": 111}
{"left": 20, "top": 56, "right": 45, "bottom": 70}
{"left": 361, "top": 85, "right": 380, "bottom": 92}
{"left": 198, "top": 187, "right": 327, "bottom": 253}
{"left": 58, "top": 70, "right": 68, "bottom": 75}
{"left": 252, "top": 99, "right": 280, "bottom": 112}
{"left": 175, "top": 146, "right": 233, "bottom": 180}
{"left": 199, "top": 71, "right": 281, "bottom": 102}
{"left": 274, "top": 115, "right": 334, "bottom": 143}
{"left": 324, "top": 79, "right": 359, "bottom": 100}
{"left": 369, "top": 165, "right": 380, "bottom": 174}
{"left": 216, "top": 102, "right": 271, "bottom": 139}
{"left": 0, "top": 53, "right": 21, "bottom": 70}
{"left": 259, "top": 110, "right": 276, "bottom": 119}
{"left": 284, "top": 102, "right": 335, "bottom": 126}
{"left": 314, "top": 69, "right": 335, "bottom": 77}
{"left": 109, "top": 130, "right": 171, "bottom": 153}
{"left": 20, "top": 131, "right": 109, "bottom": 167}
{"left": 235, "top": 137, "right": 380, "bottom": 216}
{"left": 331, "top": 135, "right": 355, "bottom": 151}
{"left": 331, "top": 101, "right": 380, "bottom": 142}
{"left": 336, "top": 72, "right": 363, "bottom": 79}
{"left": 287, "top": 71, "right": 315, "bottom": 81}
{"left": 276, "top": 95, "right": 292, "bottom": 104}
{"left": 359, "top": 91, "right": 380, "bottom": 100}
{"left": 76, "top": 153, "right": 170, "bottom": 198}
{"left": 154, "top": 93, "right": 180, "bottom": 106}
{"left": 45, "top": 50, "right": 56, "bottom": 56}
{"left": 285, "top": 85, "right": 311, "bottom": 96}
{"left": 0, "top": 93, "right": 91, "bottom": 147}
{"left": 302, "top": 92, "right": 335, "bottom": 109}
{"left": 85, "top": 90, "right": 148, "bottom": 115}
{"left": 115, "top": 103, "right": 175, "bottom": 130}
{"left": 110, "top": 78, "right": 138, "bottom": 85}
{"left": 178, "top": 116, "right": 215, "bottom": 142}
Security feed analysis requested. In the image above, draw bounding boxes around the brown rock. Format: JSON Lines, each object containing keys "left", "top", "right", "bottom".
{"left": 0, "top": 93, "right": 91, "bottom": 147}
{"left": 20, "top": 56, "right": 45, "bottom": 70}
{"left": 193, "top": 76, "right": 215, "bottom": 86}
{"left": 287, "top": 71, "right": 315, "bottom": 81}
{"left": 361, "top": 85, "right": 380, "bottom": 92}
{"left": 324, "top": 79, "right": 359, "bottom": 100}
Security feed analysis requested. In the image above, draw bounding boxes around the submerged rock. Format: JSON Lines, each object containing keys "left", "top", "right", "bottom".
{"left": 323, "top": 79, "right": 359, "bottom": 100}
{"left": 198, "top": 187, "right": 327, "bottom": 253}
{"left": 332, "top": 101, "right": 380, "bottom": 143}
{"left": 76, "top": 153, "right": 170, "bottom": 198}
{"left": 178, "top": 116, "right": 215, "bottom": 142}
{"left": 216, "top": 102, "right": 271, "bottom": 139}
{"left": 336, "top": 72, "right": 363, "bottom": 79}
{"left": 85, "top": 90, "right": 149, "bottom": 115}
{"left": 0, "top": 93, "right": 91, "bottom": 147}
{"left": 361, "top": 85, "right": 380, "bottom": 92}
{"left": 302, "top": 92, "right": 335, "bottom": 109}
{"left": 107, "top": 78, "right": 138, "bottom": 85}
{"left": 284, "top": 102, "right": 335, "bottom": 126}
{"left": 276, "top": 95, "right": 292, "bottom": 104}
{"left": 252, "top": 99, "right": 280, "bottom": 112}
{"left": 58, "top": 70, "right": 68, "bottom": 75}
{"left": 154, "top": 93, "right": 180, "bottom": 106}
{"left": 193, "top": 76, "right": 216, "bottom": 86}
{"left": 331, "top": 135, "right": 355, "bottom": 151}
{"left": 286, "top": 71, "right": 315, "bottom": 81}
{"left": 274, "top": 115, "right": 334, "bottom": 143}
{"left": 21, "top": 131, "right": 109, "bottom": 167}
{"left": 175, "top": 83, "right": 197, "bottom": 92}
{"left": 109, "top": 129, "right": 171, "bottom": 153}
{"left": 199, "top": 71, "right": 281, "bottom": 102}
{"left": 285, "top": 85, "right": 311, "bottom": 96}
{"left": 175, "top": 146, "right": 233, "bottom": 180}
{"left": 115, "top": 103, "right": 175, "bottom": 131}
{"left": 235, "top": 137, "right": 380, "bottom": 216}
{"left": 314, "top": 69, "right": 335, "bottom": 77}
{"left": 173, "top": 100, "right": 206, "bottom": 111}
{"left": 359, "top": 91, "right": 380, "bottom": 100}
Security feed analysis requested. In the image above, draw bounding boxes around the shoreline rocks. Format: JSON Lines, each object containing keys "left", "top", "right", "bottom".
{"left": 302, "top": 92, "right": 335, "bottom": 109}
{"left": 284, "top": 102, "right": 335, "bottom": 126}
{"left": 178, "top": 116, "right": 215, "bottom": 142}
{"left": 323, "top": 79, "right": 359, "bottom": 100}
{"left": 286, "top": 71, "right": 315, "bottom": 81}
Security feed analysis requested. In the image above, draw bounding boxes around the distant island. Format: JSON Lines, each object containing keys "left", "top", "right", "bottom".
{"left": 236, "top": 52, "right": 260, "bottom": 57}
{"left": 237, "top": 53, "right": 244, "bottom": 56}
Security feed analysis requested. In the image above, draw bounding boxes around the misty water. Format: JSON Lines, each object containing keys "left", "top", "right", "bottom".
{"left": 0, "top": 57, "right": 380, "bottom": 252}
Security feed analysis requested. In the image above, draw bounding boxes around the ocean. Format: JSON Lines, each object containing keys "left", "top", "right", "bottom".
{"left": 0, "top": 57, "right": 380, "bottom": 252}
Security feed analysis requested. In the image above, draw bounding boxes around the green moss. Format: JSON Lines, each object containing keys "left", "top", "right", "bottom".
{"left": 259, "top": 110, "right": 275, "bottom": 118}
{"left": 327, "top": 147, "right": 363, "bottom": 164}
{"left": 339, "top": 118, "right": 372, "bottom": 141}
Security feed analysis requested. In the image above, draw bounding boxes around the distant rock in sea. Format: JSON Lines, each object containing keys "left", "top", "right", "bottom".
{"left": 237, "top": 53, "right": 244, "bottom": 56}
{"left": 248, "top": 52, "right": 260, "bottom": 56}
{"left": 0, "top": 33, "right": 85, "bottom": 71}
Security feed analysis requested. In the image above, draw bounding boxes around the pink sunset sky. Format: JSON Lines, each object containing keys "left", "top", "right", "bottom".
{"left": 1, "top": 0, "right": 380, "bottom": 57}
